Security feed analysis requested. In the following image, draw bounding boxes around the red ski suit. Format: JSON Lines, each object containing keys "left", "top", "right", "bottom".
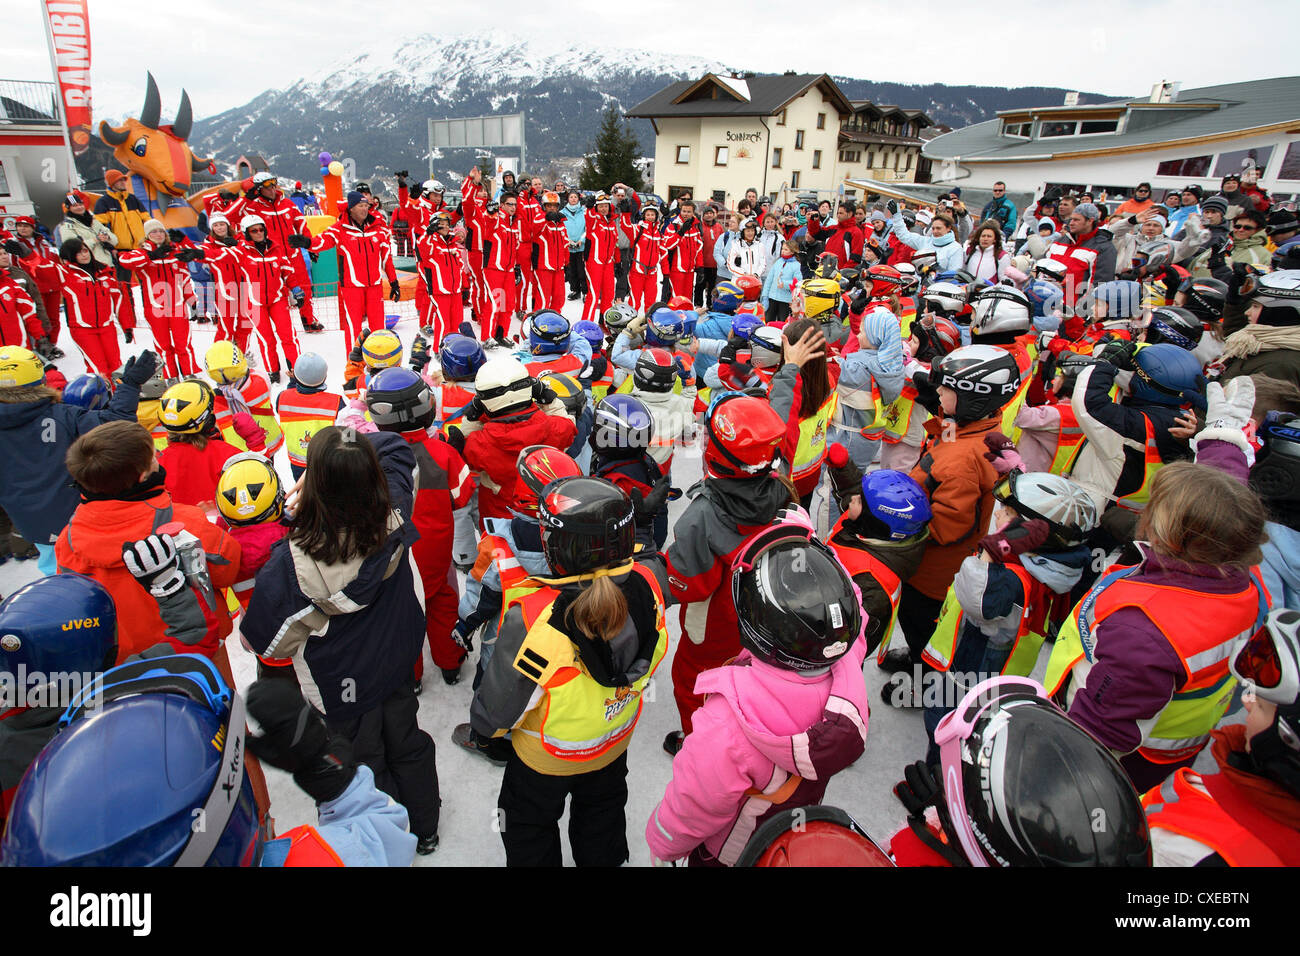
{"left": 583, "top": 208, "right": 620, "bottom": 322}
{"left": 227, "top": 189, "right": 316, "bottom": 322}
{"left": 10, "top": 232, "right": 62, "bottom": 341}
{"left": 310, "top": 215, "right": 397, "bottom": 352}
{"left": 42, "top": 257, "right": 129, "bottom": 377}
{"left": 533, "top": 215, "right": 571, "bottom": 311}
{"left": 201, "top": 237, "right": 250, "bottom": 350}
{"left": 621, "top": 217, "right": 664, "bottom": 314}
{"left": 0, "top": 273, "right": 43, "bottom": 350}
{"left": 515, "top": 189, "right": 545, "bottom": 314}
{"left": 460, "top": 404, "right": 577, "bottom": 525}
{"left": 415, "top": 231, "right": 466, "bottom": 342}
{"left": 661, "top": 216, "right": 705, "bottom": 303}
{"left": 234, "top": 239, "right": 300, "bottom": 374}
{"left": 119, "top": 239, "right": 198, "bottom": 377}
{"left": 461, "top": 177, "right": 520, "bottom": 340}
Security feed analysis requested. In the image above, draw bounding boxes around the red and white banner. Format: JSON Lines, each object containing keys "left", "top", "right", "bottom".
{"left": 42, "top": 0, "right": 93, "bottom": 155}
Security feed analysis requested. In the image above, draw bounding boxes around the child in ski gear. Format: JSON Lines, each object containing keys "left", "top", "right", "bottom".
{"left": 204, "top": 340, "right": 283, "bottom": 456}
{"left": 768, "top": 321, "right": 838, "bottom": 507}
{"left": 276, "top": 352, "right": 345, "bottom": 480}
{"left": 157, "top": 378, "right": 263, "bottom": 509}
{"left": 588, "top": 394, "right": 670, "bottom": 549}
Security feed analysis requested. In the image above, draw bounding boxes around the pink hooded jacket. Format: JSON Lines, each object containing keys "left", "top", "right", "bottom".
{"left": 645, "top": 641, "right": 870, "bottom": 865}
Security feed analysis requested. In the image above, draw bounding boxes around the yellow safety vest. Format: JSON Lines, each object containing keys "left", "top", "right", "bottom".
{"left": 277, "top": 389, "right": 343, "bottom": 468}
{"left": 790, "top": 392, "right": 839, "bottom": 483}
{"left": 921, "top": 563, "right": 1048, "bottom": 677}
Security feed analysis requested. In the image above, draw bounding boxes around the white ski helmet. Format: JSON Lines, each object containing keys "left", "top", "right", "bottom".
{"left": 994, "top": 471, "right": 1099, "bottom": 550}
{"left": 1248, "top": 269, "right": 1300, "bottom": 316}
{"left": 749, "top": 326, "right": 784, "bottom": 368}
{"left": 922, "top": 281, "right": 969, "bottom": 315}
{"left": 971, "top": 285, "right": 1031, "bottom": 337}
{"left": 1033, "top": 259, "right": 1068, "bottom": 283}
{"left": 252, "top": 172, "right": 276, "bottom": 187}
{"left": 474, "top": 356, "right": 534, "bottom": 416}
{"left": 240, "top": 214, "right": 267, "bottom": 234}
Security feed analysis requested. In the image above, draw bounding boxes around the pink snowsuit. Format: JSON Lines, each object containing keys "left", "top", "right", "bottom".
{"left": 645, "top": 641, "right": 870, "bottom": 866}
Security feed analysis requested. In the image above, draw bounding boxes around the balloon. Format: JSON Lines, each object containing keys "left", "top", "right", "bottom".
{"left": 328, "top": 161, "right": 344, "bottom": 177}
{"left": 318, "top": 151, "right": 332, "bottom": 164}
{"left": 320, "top": 166, "right": 330, "bottom": 176}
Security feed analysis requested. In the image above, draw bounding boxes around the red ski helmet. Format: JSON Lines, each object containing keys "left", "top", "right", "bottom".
{"left": 865, "top": 264, "right": 905, "bottom": 298}
{"left": 512, "top": 445, "right": 582, "bottom": 517}
{"left": 703, "top": 394, "right": 785, "bottom": 479}
{"left": 734, "top": 273, "right": 763, "bottom": 302}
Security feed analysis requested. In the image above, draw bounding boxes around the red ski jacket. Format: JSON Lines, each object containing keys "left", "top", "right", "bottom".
{"left": 44, "top": 258, "right": 126, "bottom": 331}
{"left": 585, "top": 209, "right": 621, "bottom": 266}
{"left": 227, "top": 190, "right": 309, "bottom": 258}
{"left": 310, "top": 218, "right": 397, "bottom": 290}
{"left": 0, "top": 274, "right": 43, "bottom": 346}
{"left": 235, "top": 239, "right": 295, "bottom": 306}
{"left": 119, "top": 240, "right": 197, "bottom": 317}
{"left": 621, "top": 218, "right": 664, "bottom": 275}
{"left": 416, "top": 232, "right": 466, "bottom": 294}
{"left": 534, "top": 217, "right": 571, "bottom": 272}
{"left": 461, "top": 406, "right": 577, "bottom": 523}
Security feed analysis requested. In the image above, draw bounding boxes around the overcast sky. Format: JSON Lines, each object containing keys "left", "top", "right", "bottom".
{"left": 4, "top": 0, "right": 1295, "bottom": 121}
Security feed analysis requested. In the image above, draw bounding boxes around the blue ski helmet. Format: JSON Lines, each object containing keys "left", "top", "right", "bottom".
{"left": 589, "top": 393, "right": 654, "bottom": 453}
{"left": 647, "top": 308, "right": 685, "bottom": 346}
{"left": 1090, "top": 280, "right": 1142, "bottom": 321}
{"left": 572, "top": 319, "right": 606, "bottom": 354}
{"left": 366, "top": 366, "right": 436, "bottom": 429}
{"left": 861, "top": 470, "right": 931, "bottom": 540}
{"left": 529, "top": 310, "right": 571, "bottom": 356}
{"left": 0, "top": 572, "right": 117, "bottom": 681}
{"left": 1025, "top": 279, "right": 1063, "bottom": 320}
{"left": 713, "top": 281, "right": 744, "bottom": 314}
{"left": 439, "top": 333, "right": 486, "bottom": 381}
{"left": 1129, "top": 343, "right": 1207, "bottom": 410}
{"left": 731, "top": 314, "right": 763, "bottom": 342}
{"left": 61, "top": 373, "right": 112, "bottom": 410}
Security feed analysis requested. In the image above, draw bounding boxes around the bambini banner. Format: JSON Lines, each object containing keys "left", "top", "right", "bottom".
{"left": 43, "top": 0, "right": 93, "bottom": 155}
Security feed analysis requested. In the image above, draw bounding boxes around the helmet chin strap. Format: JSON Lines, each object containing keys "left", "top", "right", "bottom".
{"left": 531, "top": 558, "right": 636, "bottom": 587}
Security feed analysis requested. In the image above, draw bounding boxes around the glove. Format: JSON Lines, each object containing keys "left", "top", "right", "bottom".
{"left": 886, "top": 199, "right": 899, "bottom": 216}
{"left": 123, "top": 329, "right": 134, "bottom": 344}
{"left": 451, "top": 620, "right": 475, "bottom": 652}
{"left": 286, "top": 233, "right": 311, "bottom": 249}
{"left": 347, "top": 328, "right": 370, "bottom": 363}
{"left": 983, "top": 432, "right": 1024, "bottom": 476}
{"left": 409, "top": 335, "right": 432, "bottom": 372}
{"left": 445, "top": 424, "right": 467, "bottom": 453}
{"left": 231, "top": 411, "right": 266, "bottom": 449}
{"left": 167, "top": 228, "right": 186, "bottom": 244}
{"left": 121, "top": 533, "right": 187, "bottom": 598}
{"left": 849, "top": 289, "right": 869, "bottom": 316}
{"left": 894, "top": 760, "right": 943, "bottom": 818}
{"left": 719, "top": 341, "right": 739, "bottom": 365}
{"left": 389, "top": 278, "right": 402, "bottom": 302}
{"left": 979, "top": 517, "right": 1051, "bottom": 561}
{"left": 119, "top": 349, "right": 159, "bottom": 388}
{"left": 245, "top": 679, "right": 357, "bottom": 804}
{"left": 425, "top": 220, "right": 439, "bottom": 237}
{"left": 1191, "top": 378, "right": 1256, "bottom": 457}
{"left": 626, "top": 316, "right": 647, "bottom": 338}
{"left": 147, "top": 244, "right": 170, "bottom": 260}
{"left": 218, "top": 189, "right": 236, "bottom": 203}
{"left": 1094, "top": 338, "right": 1136, "bottom": 372}
{"left": 545, "top": 210, "right": 563, "bottom": 223}
{"left": 3, "top": 239, "right": 25, "bottom": 257}
{"left": 395, "top": 171, "right": 408, "bottom": 186}
{"left": 632, "top": 477, "right": 671, "bottom": 518}
{"left": 532, "top": 379, "right": 557, "bottom": 406}
{"left": 309, "top": 251, "right": 319, "bottom": 263}
{"left": 176, "top": 248, "right": 204, "bottom": 263}
{"left": 291, "top": 287, "right": 305, "bottom": 308}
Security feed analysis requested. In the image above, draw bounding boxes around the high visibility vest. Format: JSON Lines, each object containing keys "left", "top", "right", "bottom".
{"left": 880, "top": 382, "right": 920, "bottom": 444}
{"left": 436, "top": 381, "right": 478, "bottom": 435}
{"left": 214, "top": 375, "right": 284, "bottom": 455}
{"left": 1142, "top": 769, "right": 1293, "bottom": 867}
{"left": 997, "top": 341, "right": 1035, "bottom": 442}
{"left": 138, "top": 400, "right": 168, "bottom": 451}
{"left": 828, "top": 517, "right": 903, "bottom": 666}
{"left": 1048, "top": 401, "right": 1086, "bottom": 475}
{"left": 279, "top": 824, "right": 346, "bottom": 867}
{"left": 1114, "top": 414, "right": 1163, "bottom": 512}
{"left": 835, "top": 377, "right": 884, "bottom": 441}
{"left": 589, "top": 358, "right": 615, "bottom": 402}
{"left": 278, "top": 389, "right": 344, "bottom": 468}
{"left": 524, "top": 352, "right": 584, "bottom": 379}
{"left": 921, "top": 563, "right": 1048, "bottom": 677}
{"left": 501, "top": 563, "right": 669, "bottom": 773}
{"left": 1044, "top": 564, "right": 1268, "bottom": 763}
{"left": 790, "top": 392, "right": 839, "bottom": 483}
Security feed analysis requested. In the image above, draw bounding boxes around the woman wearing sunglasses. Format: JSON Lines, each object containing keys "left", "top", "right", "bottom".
{"left": 1142, "top": 609, "right": 1300, "bottom": 866}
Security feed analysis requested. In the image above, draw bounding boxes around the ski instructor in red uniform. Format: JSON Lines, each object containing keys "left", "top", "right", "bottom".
{"left": 310, "top": 192, "right": 401, "bottom": 353}
{"left": 228, "top": 172, "right": 324, "bottom": 334}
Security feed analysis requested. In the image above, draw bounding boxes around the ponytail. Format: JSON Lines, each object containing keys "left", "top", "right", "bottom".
{"left": 566, "top": 575, "right": 628, "bottom": 641}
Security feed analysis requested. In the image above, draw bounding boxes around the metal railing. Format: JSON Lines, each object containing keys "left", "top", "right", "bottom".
{"left": 0, "top": 80, "right": 60, "bottom": 125}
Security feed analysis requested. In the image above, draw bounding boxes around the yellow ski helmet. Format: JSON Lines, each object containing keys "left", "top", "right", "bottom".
{"left": 0, "top": 347, "right": 46, "bottom": 389}
{"left": 159, "top": 379, "right": 216, "bottom": 435}
{"left": 537, "top": 370, "right": 586, "bottom": 418}
{"left": 801, "top": 277, "right": 842, "bottom": 319}
{"left": 216, "top": 452, "right": 284, "bottom": 526}
{"left": 361, "top": 329, "right": 403, "bottom": 369}
{"left": 204, "top": 340, "right": 249, "bottom": 386}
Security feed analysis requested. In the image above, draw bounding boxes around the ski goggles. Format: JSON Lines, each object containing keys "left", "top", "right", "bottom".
{"left": 60, "top": 653, "right": 250, "bottom": 866}
{"left": 932, "top": 675, "right": 1049, "bottom": 868}
{"left": 1230, "top": 610, "right": 1300, "bottom": 707}
{"left": 1238, "top": 267, "right": 1271, "bottom": 299}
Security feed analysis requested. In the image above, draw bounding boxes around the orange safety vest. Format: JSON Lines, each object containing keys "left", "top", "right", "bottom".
{"left": 437, "top": 381, "right": 478, "bottom": 434}
{"left": 1048, "top": 401, "right": 1086, "bottom": 475}
{"left": 1114, "top": 413, "right": 1163, "bottom": 512}
{"left": 828, "top": 518, "right": 903, "bottom": 666}
{"left": 279, "top": 824, "right": 346, "bottom": 867}
{"left": 525, "top": 353, "right": 585, "bottom": 379}
{"left": 277, "top": 389, "right": 344, "bottom": 468}
{"left": 1142, "top": 769, "right": 1297, "bottom": 866}
{"left": 214, "top": 374, "right": 284, "bottom": 455}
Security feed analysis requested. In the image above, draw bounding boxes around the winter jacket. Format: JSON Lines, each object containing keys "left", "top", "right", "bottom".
{"left": 534, "top": 215, "right": 571, "bottom": 272}
{"left": 416, "top": 232, "right": 466, "bottom": 294}
{"left": 1047, "top": 227, "right": 1117, "bottom": 305}
{"left": 402, "top": 428, "right": 473, "bottom": 589}
{"left": 950, "top": 545, "right": 1087, "bottom": 653}
{"left": 661, "top": 216, "right": 705, "bottom": 275}
{"left": 93, "top": 188, "right": 149, "bottom": 251}
{"left": 226, "top": 189, "right": 310, "bottom": 260}
{"left": 907, "top": 416, "right": 1002, "bottom": 601}
{"left": 1113, "top": 197, "right": 1154, "bottom": 219}
{"left": 620, "top": 218, "right": 663, "bottom": 275}
{"left": 9, "top": 233, "right": 61, "bottom": 296}
{"left": 561, "top": 202, "right": 586, "bottom": 251}
{"left": 1229, "top": 232, "right": 1271, "bottom": 270}
{"left": 1218, "top": 325, "right": 1300, "bottom": 393}
{"left": 632, "top": 386, "right": 696, "bottom": 472}
{"left": 886, "top": 213, "right": 963, "bottom": 272}
{"left": 1012, "top": 400, "right": 1063, "bottom": 474}
{"left": 712, "top": 229, "right": 736, "bottom": 281}
{"left": 761, "top": 255, "right": 802, "bottom": 306}
{"left": 829, "top": 524, "right": 928, "bottom": 652}
{"left": 757, "top": 228, "right": 783, "bottom": 271}
{"left": 220, "top": 518, "right": 289, "bottom": 610}
{"left": 54, "top": 213, "right": 117, "bottom": 267}
{"left": 159, "top": 437, "right": 245, "bottom": 507}
{"left": 1167, "top": 204, "right": 1198, "bottom": 237}
{"left": 584, "top": 209, "right": 621, "bottom": 266}
{"left": 979, "top": 196, "right": 1018, "bottom": 237}
{"left": 769, "top": 361, "right": 841, "bottom": 498}
{"left": 119, "top": 239, "right": 197, "bottom": 317}
{"left": 645, "top": 643, "right": 870, "bottom": 865}
{"left": 0, "top": 273, "right": 42, "bottom": 347}
{"left": 310, "top": 217, "right": 397, "bottom": 290}
{"left": 698, "top": 219, "right": 725, "bottom": 268}
{"left": 593, "top": 452, "right": 665, "bottom": 549}
{"left": 458, "top": 516, "right": 548, "bottom": 652}
{"left": 963, "top": 246, "right": 1009, "bottom": 283}
{"left": 832, "top": 343, "right": 904, "bottom": 441}
{"left": 461, "top": 403, "right": 577, "bottom": 523}
{"left": 1261, "top": 521, "right": 1300, "bottom": 612}
{"left": 807, "top": 217, "right": 864, "bottom": 265}
{"left": 727, "top": 237, "right": 767, "bottom": 278}
{"left": 241, "top": 432, "right": 426, "bottom": 721}
{"left": 55, "top": 478, "right": 240, "bottom": 661}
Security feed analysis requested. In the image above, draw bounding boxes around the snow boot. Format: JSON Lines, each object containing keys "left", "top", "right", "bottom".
{"left": 452, "top": 723, "right": 510, "bottom": 767}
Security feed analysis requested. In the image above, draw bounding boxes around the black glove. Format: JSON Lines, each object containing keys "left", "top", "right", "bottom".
{"left": 218, "top": 189, "right": 236, "bottom": 203}
{"left": 291, "top": 288, "right": 305, "bottom": 308}
{"left": 849, "top": 289, "right": 869, "bottom": 316}
{"left": 123, "top": 329, "right": 134, "bottom": 344}
{"left": 3, "top": 239, "right": 25, "bottom": 257}
{"left": 719, "top": 341, "right": 740, "bottom": 365}
{"left": 451, "top": 620, "right": 475, "bottom": 652}
{"left": 120, "top": 349, "right": 159, "bottom": 388}
{"left": 245, "top": 679, "right": 357, "bottom": 804}
{"left": 121, "top": 534, "right": 187, "bottom": 598}
{"left": 532, "top": 379, "right": 556, "bottom": 406}
{"left": 167, "top": 228, "right": 186, "bottom": 244}
{"left": 395, "top": 171, "right": 408, "bottom": 186}
{"left": 632, "top": 477, "right": 671, "bottom": 517}
{"left": 410, "top": 334, "right": 431, "bottom": 371}
{"left": 886, "top": 199, "right": 899, "bottom": 216}
{"left": 286, "top": 233, "right": 311, "bottom": 249}
{"left": 545, "top": 211, "right": 563, "bottom": 223}
{"left": 911, "top": 369, "right": 942, "bottom": 416}
{"left": 147, "top": 244, "right": 170, "bottom": 260}
{"left": 309, "top": 251, "right": 319, "bottom": 263}
{"left": 176, "top": 248, "right": 203, "bottom": 263}
{"left": 1094, "top": 338, "right": 1136, "bottom": 372}
{"left": 894, "top": 760, "right": 943, "bottom": 818}
{"left": 446, "top": 424, "right": 467, "bottom": 453}
{"left": 388, "top": 278, "right": 402, "bottom": 302}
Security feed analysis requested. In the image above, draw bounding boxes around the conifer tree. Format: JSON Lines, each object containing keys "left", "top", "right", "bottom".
{"left": 578, "top": 106, "right": 645, "bottom": 191}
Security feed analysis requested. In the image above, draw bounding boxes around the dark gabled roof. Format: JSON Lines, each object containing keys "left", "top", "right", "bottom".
{"left": 627, "top": 73, "right": 852, "bottom": 118}
{"left": 839, "top": 129, "right": 924, "bottom": 147}
{"left": 847, "top": 99, "right": 933, "bottom": 127}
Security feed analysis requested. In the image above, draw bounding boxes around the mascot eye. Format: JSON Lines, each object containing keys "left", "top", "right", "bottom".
{"left": 132, "top": 136, "right": 148, "bottom": 158}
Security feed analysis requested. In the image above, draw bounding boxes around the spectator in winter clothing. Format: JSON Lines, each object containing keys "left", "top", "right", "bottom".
{"left": 980, "top": 184, "right": 1020, "bottom": 238}
{"left": 8, "top": 217, "right": 63, "bottom": 349}
{"left": 1113, "top": 182, "right": 1155, "bottom": 220}
{"left": 1168, "top": 186, "right": 1202, "bottom": 237}
{"left": 1226, "top": 209, "right": 1271, "bottom": 271}
{"left": 886, "top": 204, "right": 963, "bottom": 273}
{"left": 695, "top": 204, "right": 725, "bottom": 307}
{"left": 1047, "top": 203, "right": 1117, "bottom": 307}
{"left": 93, "top": 169, "right": 149, "bottom": 252}
{"left": 1219, "top": 278, "right": 1300, "bottom": 392}
{"left": 54, "top": 192, "right": 117, "bottom": 269}
{"left": 760, "top": 238, "right": 803, "bottom": 323}
{"left": 561, "top": 190, "right": 587, "bottom": 300}
{"left": 963, "top": 221, "right": 1010, "bottom": 283}
{"left": 0, "top": 244, "right": 47, "bottom": 353}
{"left": 727, "top": 218, "right": 768, "bottom": 279}
{"left": 807, "top": 202, "right": 864, "bottom": 267}
{"left": 241, "top": 427, "right": 442, "bottom": 854}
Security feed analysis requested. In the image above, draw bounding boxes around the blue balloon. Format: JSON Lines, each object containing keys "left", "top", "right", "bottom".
{"left": 320, "top": 166, "right": 330, "bottom": 176}
{"left": 318, "top": 151, "right": 332, "bottom": 164}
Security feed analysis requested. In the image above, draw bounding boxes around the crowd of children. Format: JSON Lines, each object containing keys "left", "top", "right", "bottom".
{"left": 3, "top": 162, "right": 1300, "bottom": 870}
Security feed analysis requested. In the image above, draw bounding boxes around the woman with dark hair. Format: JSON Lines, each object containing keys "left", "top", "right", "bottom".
{"left": 964, "top": 220, "right": 1009, "bottom": 283}
{"left": 769, "top": 319, "right": 838, "bottom": 507}
{"left": 242, "top": 425, "right": 442, "bottom": 855}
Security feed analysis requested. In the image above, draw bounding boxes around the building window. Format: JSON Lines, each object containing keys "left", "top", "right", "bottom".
{"left": 903, "top": 151, "right": 911, "bottom": 172}
{"left": 0, "top": 160, "right": 9, "bottom": 196}
{"left": 1278, "top": 142, "right": 1300, "bottom": 180}
{"left": 1041, "top": 120, "right": 1078, "bottom": 138}
{"left": 1155, "top": 155, "right": 1213, "bottom": 177}
{"left": 795, "top": 130, "right": 805, "bottom": 150}
{"left": 711, "top": 189, "right": 726, "bottom": 203}
{"left": 675, "top": 145, "right": 690, "bottom": 164}
{"left": 772, "top": 147, "right": 782, "bottom": 169}
{"left": 791, "top": 171, "right": 801, "bottom": 188}
{"left": 714, "top": 146, "right": 728, "bottom": 166}
{"left": 1001, "top": 121, "right": 1031, "bottom": 138}
{"left": 1079, "top": 120, "right": 1119, "bottom": 134}
{"left": 816, "top": 113, "right": 826, "bottom": 130}
{"left": 776, "top": 109, "right": 787, "bottom": 126}
{"left": 867, "top": 151, "right": 875, "bottom": 168}
{"left": 838, "top": 149, "right": 860, "bottom": 164}
{"left": 893, "top": 152, "right": 900, "bottom": 171}
{"left": 812, "top": 149, "right": 822, "bottom": 169}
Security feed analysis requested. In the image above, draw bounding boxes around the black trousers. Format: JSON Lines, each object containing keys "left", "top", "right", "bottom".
{"left": 694, "top": 267, "right": 717, "bottom": 308}
{"left": 328, "top": 683, "right": 440, "bottom": 838}
{"left": 766, "top": 300, "right": 792, "bottom": 324}
{"left": 614, "top": 254, "right": 631, "bottom": 300}
{"left": 565, "top": 248, "right": 587, "bottom": 295}
{"left": 897, "top": 582, "right": 945, "bottom": 661}
{"left": 498, "top": 749, "right": 629, "bottom": 867}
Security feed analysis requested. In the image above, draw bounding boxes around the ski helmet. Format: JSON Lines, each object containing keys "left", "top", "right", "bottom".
{"left": 731, "top": 314, "right": 763, "bottom": 342}
{"left": 589, "top": 394, "right": 654, "bottom": 454}
{"left": 239, "top": 213, "right": 266, "bottom": 235}
{"left": 731, "top": 511, "right": 863, "bottom": 672}
{"left": 365, "top": 366, "right": 436, "bottom": 429}
{"left": 922, "top": 281, "right": 969, "bottom": 317}
{"left": 734, "top": 274, "right": 762, "bottom": 302}
{"left": 62, "top": 374, "right": 111, "bottom": 410}
{"left": 712, "top": 281, "right": 744, "bottom": 315}
{"left": 1, "top": 655, "right": 260, "bottom": 867}
{"left": 439, "top": 334, "right": 486, "bottom": 382}
{"left": 604, "top": 302, "right": 638, "bottom": 333}
{"left": 0, "top": 346, "right": 45, "bottom": 389}
{"left": 736, "top": 300, "right": 765, "bottom": 321}
{"left": 857, "top": 469, "right": 932, "bottom": 540}
{"left": 749, "top": 326, "right": 784, "bottom": 368}
{"left": 633, "top": 347, "right": 677, "bottom": 393}
{"left": 1090, "top": 279, "right": 1143, "bottom": 321}
{"left": 0, "top": 573, "right": 117, "bottom": 685}
{"left": 1129, "top": 343, "right": 1207, "bottom": 410}
{"left": 646, "top": 308, "right": 685, "bottom": 346}
{"left": 934, "top": 268, "right": 977, "bottom": 286}
{"left": 1179, "top": 277, "right": 1228, "bottom": 322}
{"left": 801, "top": 278, "right": 842, "bottom": 320}
{"left": 541, "top": 190, "right": 560, "bottom": 207}
{"left": 537, "top": 476, "right": 636, "bottom": 576}
{"left": 474, "top": 356, "right": 534, "bottom": 416}
{"left": 932, "top": 676, "right": 1151, "bottom": 866}
{"left": 892, "top": 262, "right": 920, "bottom": 295}
{"left": 932, "top": 345, "right": 1022, "bottom": 423}
{"left": 1245, "top": 269, "right": 1300, "bottom": 324}
{"left": 970, "top": 285, "right": 1031, "bottom": 338}
{"left": 736, "top": 806, "right": 893, "bottom": 867}
{"left": 703, "top": 393, "right": 785, "bottom": 479}
{"left": 205, "top": 340, "right": 249, "bottom": 386}
{"left": 913, "top": 316, "right": 962, "bottom": 357}
{"left": 572, "top": 319, "right": 606, "bottom": 354}
{"left": 1145, "top": 307, "right": 1203, "bottom": 350}
{"left": 1229, "top": 609, "right": 1300, "bottom": 797}
{"left": 252, "top": 171, "right": 276, "bottom": 187}
{"left": 865, "top": 264, "right": 905, "bottom": 297}
{"left": 993, "top": 470, "right": 1098, "bottom": 549}
{"left": 528, "top": 310, "right": 571, "bottom": 356}
{"left": 1272, "top": 238, "right": 1300, "bottom": 273}
{"left": 361, "top": 329, "right": 403, "bottom": 369}
{"left": 159, "top": 379, "right": 217, "bottom": 435}
{"left": 1133, "top": 237, "right": 1175, "bottom": 273}
{"left": 513, "top": 445, "right": 582, "bottom": 519}
{"left": 910, "top": 251, "right": 938, "bottom": 276}
{"left": 1249, "top": 412, "right": 1300, "bottom": 519}
{"left": 216, "top": 452, "right": 285, "bottom": 526}
{"left": 537, "top": 370, "right": 586, "bottom": 417}
{"left": 1025, "top": 279, "right": 1064, "bottom": 320}
{"left": 1032, "top": 259, "right": 1067, "bottom": 283}
{"left": 292, "top": 352, "right": 329, "bottom": 388}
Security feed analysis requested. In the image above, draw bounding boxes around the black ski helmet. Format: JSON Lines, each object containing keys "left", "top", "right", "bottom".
{"left": 1145, "top": 306, "right": 1204, "bottom": 350}
{"left": 731, "top": 515, "right": 862, "bottom": 672}
{"left": 537, "top": 476, "right": 635, "bottom": 576}
{"left": 932, "top": 344, "right": 1022, "bottom": 423}
{"left": 1179, "top": 277, "right": 1228, "bottom": 323}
